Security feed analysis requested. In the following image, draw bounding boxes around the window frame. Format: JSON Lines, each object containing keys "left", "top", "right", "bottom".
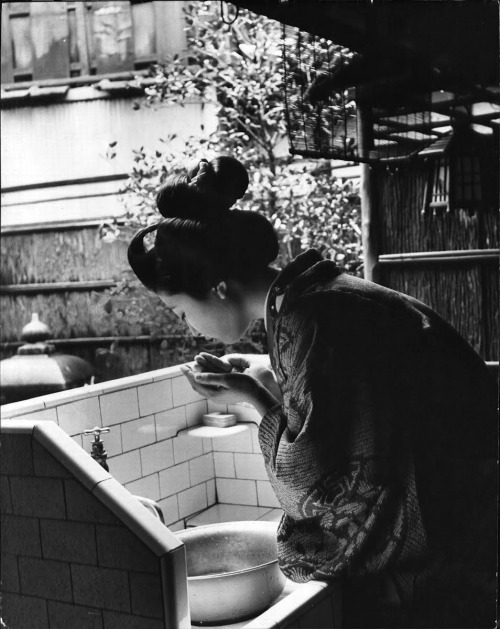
{"left": 1, "top": 0, "right": 173, "bottom": 88}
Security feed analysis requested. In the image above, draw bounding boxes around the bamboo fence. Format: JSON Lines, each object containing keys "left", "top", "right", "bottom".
{"left": 375, "top": 164, "right": 498, "bottom": 361}
{"left": 0, "top": 224, "right": 268, "bottom": 380}
{"left": 0, "top": 226, "right": 186, "bottom": 380}
{"left": 1, "top": 166, "right": 497, "bottom": 383}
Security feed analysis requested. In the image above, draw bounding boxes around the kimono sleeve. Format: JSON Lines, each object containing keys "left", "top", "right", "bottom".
{"left": 258, "top": 292, "right": 429, "bottom": 583}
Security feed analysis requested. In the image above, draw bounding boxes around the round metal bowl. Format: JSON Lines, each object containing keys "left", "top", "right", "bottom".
{"left": 176, "top": 520, "right": 286, "bottom": 625}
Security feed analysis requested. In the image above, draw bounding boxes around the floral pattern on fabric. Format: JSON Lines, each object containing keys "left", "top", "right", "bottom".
{"left": 258, "top": 250, "right": 498, "bottom": 627}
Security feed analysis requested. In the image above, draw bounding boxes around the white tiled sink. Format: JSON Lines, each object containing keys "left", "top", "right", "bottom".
{"left": 184, "top": 505, "right": 341, "bottom": 629}
{"left": 196, "top": 579, "right": 341, "bottom": 629}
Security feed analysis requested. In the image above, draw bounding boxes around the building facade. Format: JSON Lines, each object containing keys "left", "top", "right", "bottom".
{"left": 1, "top": 1, "right": 217, "bottom": 379}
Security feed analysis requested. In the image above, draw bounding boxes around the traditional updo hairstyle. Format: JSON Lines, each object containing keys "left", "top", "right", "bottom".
{"left": 127, "top": 156, "right": 279, "bottom": 298}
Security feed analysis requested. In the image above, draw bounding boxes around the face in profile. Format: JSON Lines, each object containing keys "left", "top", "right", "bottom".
{"left": 158, "top": 286, "right": 252, "bottom": 344}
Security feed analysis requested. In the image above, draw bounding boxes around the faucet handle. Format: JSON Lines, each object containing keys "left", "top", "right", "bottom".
{"left": 83, "top": 426, "right": 110, "bottom": 441}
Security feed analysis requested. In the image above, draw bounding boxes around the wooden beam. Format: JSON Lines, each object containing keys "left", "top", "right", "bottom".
{"left": 1, "top": 173, "right": 128, "bottom": 194}
{"left": 1, "top": 69, "right": 152, "bottom": 91}
{"left": 5, "top": 190, "right": 120, "bottom": 209}
{"left": 378, "top": 249, "right": 499, "bottom": 266}
{"left": 373, "top": 91, "right": 499, "bottom": 123}
{"left": 1, "top": 334, "right": 203, "bottom": 349}
{"left": 1, "top": 280, "right": 118, "bottom": 295}
{"left": 1, "top": 218, "right": 126, "bottom": 235}
{"left": 376, "top": 111, "right": 499, "bottom": 137}
{"left": 373, "top": 131, "right": 437, "bottom": 144}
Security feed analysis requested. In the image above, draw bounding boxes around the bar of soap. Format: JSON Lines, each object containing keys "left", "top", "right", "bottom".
{"left": 202, "top": 412, "right": 237, "bottom": 428}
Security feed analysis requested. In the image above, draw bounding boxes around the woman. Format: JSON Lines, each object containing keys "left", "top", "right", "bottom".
{"left": 128, "top": 156, "right": 497, "bottom": 628}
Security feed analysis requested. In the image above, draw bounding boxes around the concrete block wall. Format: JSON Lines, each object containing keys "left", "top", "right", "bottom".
{"left": 0, "top": 365, "right": 279, "bottom": 530}
{"left": 0, "top": 420, "right": 189, "bottom": 629}
{"left": 0, "top": 367, "right": 342, "bottom": 629}
{"left": 209, "top": 401, "right": 280, "bottom": 511}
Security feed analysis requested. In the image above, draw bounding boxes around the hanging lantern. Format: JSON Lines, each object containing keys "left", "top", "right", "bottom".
{"left": 450, "top": 122, "right": 491, "bottom": 212}
{"left": 420, "top": 121, "right": 498, "bottom": 215}
{"left": 420, "top": 134, "right": 452, "bottom": 214}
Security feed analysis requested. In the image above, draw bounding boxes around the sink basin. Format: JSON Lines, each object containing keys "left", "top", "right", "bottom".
{"left": 176, "top": 520, "right": 286, "bottom": 625}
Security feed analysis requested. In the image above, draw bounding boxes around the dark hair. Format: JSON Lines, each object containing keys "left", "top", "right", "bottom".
{"left": 128, "top": 156, "right": 279, "bottom": 297}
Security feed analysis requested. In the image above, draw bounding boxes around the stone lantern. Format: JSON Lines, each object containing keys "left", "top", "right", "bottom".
{"left": 0, "top": 313, "right": 95, "bottom": 405}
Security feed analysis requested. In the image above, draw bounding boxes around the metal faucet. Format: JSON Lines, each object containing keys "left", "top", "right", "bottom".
{"left": 83, "top": 426, "right": 110, "bottom": 471}
{"left": 83, "top": 425, "right": 165, "bottom": 524}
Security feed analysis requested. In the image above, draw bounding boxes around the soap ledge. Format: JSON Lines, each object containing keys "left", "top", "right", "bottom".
{"left": 187, "top": 424, "right": 249, "bottom": 439}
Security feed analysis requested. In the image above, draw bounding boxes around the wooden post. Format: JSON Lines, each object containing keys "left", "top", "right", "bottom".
{"left": 357, "top": 98, "right": 379, "bottom": 283}
{"left": 360, "top": 162, "right": 379, "bottom": 283}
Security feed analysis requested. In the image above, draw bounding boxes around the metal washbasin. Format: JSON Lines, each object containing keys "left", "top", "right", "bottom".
{"left": 176, "top": 520, "right": 286, "bottom": 625}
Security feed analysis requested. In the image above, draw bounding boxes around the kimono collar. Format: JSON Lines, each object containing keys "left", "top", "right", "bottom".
{"left": 267, "top": 249, "right": 324, "bottom": 317}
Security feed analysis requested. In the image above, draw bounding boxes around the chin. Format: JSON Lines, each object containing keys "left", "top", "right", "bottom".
{"left": 216, "top": 321, "right": 250, "bottom": 345}
{"left": 220, "top": 330, "right": 246, "bottom": 344}
{"left": 221, "top": 334, "right": 241, "bottom": 344}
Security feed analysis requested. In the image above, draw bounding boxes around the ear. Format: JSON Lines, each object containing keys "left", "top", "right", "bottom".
{"left": 214, "top": 281, "right": 228, "bottom": 300}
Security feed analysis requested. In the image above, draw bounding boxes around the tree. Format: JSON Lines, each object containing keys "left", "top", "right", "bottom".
{"left": 122, "top": 1, "right": 362, "bottom": 267}
{"left": 103, "top": 1, "right": 362, "bottom": 369}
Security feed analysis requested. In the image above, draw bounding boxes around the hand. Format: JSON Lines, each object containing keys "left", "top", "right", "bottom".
{"left": 193, "top": 352, "right": 234, "bottom": 374}
{"left": 180, "top": 364, "right": 279, "bottom": 417}
{"left": 194, "top": 352, "right": 282, "bottom": 402}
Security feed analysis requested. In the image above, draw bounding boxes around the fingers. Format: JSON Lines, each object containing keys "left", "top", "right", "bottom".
{"left": 195, "top": 352, "right": 253, "bottom": 374}
{"left": 180, "top": 364, "right": 204, "bottom": 376}
{"left": 193, "top": 373, "right": 228, "bottom": 388}
{"left": 181, "top": 367, "right": 223, "bottom": 398}
{"left": 181, "top": 365, "right": 229, "bottom": 392}
{"left": 181, "top": 368, "right": 260, "bottom": 406}
{"left": 195, "top": 353, "right": 232, "bottom": 373}
{"left": 193, "top": 355, "right": 212, "bottom": 371}
{"left": 225, "top": 356, "right": 251, "bottom": 371}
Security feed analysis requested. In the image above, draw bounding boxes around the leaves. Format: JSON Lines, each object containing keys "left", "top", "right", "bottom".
{"left": 103, "top": 1, "right": 363, "bottom": 361}
{"left": 103, "top": 299, "right": 113, "bottom": 314}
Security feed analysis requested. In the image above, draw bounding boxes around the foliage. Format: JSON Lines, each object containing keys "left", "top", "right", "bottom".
{"left": 120, "top": 1, "right": 362, "bottom": 266}
{"left": 103, "top": 1, "right": 363, "bottom": 367}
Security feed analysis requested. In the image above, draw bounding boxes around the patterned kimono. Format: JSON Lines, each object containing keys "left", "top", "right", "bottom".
{"left": 258, "top": 250, "right": 497, "bottom": 628}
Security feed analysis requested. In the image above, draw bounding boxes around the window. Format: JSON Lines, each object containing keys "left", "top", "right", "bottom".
{"left": 1, "top": 1, "right": 182, "bottom": 85}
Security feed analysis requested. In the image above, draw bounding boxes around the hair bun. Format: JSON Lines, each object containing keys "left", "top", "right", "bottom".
{"left": 226, "top": 209, "right": 279, "bottom": 269}
{"left": 156, "top": 174, "right": 208, "bottom": 221}
{"left": 188, "top": 156, "right": 249, "bottom": 210}
{"left": 156, "top": 156, "right": 249, "bottom": 222}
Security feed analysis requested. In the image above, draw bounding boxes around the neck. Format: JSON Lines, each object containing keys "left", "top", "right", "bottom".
{"left": 234, "top": 266, "right": 281, "bottom": 322}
